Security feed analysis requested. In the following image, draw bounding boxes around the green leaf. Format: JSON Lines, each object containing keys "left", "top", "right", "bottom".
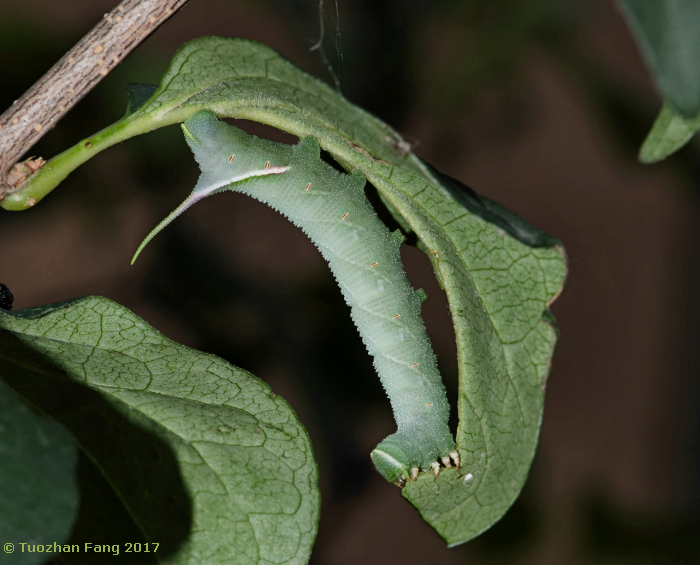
{"left": 125, "top": 83, "right": 159, "bottom": 117}
{"left": 617, "top": 1, "right": 700, "bottom": 161}
{"left": 0, "top": 379, "right": 78, "bottom": 565}
{"left": 638, "top": 100, "right": 700, "bottom": 163}
{"left": 388, "top": 175, "right": 565, "bottom": 545}
{"left": 618, "top": 0, "right": 700, "bottom": 117}
{"left": 0, "top": 296, "right": 319, "bottom": 564}
{"left": 4, "top": 37, "right": 566, "bottom": 546}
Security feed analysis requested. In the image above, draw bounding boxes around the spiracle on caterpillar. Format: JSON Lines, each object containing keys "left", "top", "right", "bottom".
{"left": 132, "top": 110, "right": 459, "bottom": 486}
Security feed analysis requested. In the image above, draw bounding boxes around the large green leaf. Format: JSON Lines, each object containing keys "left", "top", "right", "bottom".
{"left": 394, "top": 173, "right": 565, "bottom": 545}
{"left": 3, "top": 37, "right": 566, "bottom": 545}
{"left": 616, "top": 1, "right": 700, "bottom": 161}
{"left": 0, "top": 379, "right": 78, "bottom": 565}
{"left": 0, "top": 296, "right": 319, "bottom": 564}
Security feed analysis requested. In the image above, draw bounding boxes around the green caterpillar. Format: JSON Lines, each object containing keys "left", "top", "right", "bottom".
{"left": 133, "top": 110, "right": 458, "bottom": 485}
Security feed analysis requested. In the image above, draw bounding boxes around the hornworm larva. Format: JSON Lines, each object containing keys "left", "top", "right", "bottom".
{"left": 132, "top": 111, "right": 458, "bottom": 485}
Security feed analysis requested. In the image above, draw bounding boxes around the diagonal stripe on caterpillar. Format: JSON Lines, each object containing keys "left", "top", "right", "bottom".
{"left": 132, "top": 110, "right": 458, "bottom": 486}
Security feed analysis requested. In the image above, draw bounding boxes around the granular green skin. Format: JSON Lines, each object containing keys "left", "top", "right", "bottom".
{"left": 136, "top": 110, "right": 456, "bottom": 483}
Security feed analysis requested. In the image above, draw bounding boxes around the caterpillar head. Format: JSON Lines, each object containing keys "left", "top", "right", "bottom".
{"left": 370, "top": 436, "right": 414, "bottom": 487}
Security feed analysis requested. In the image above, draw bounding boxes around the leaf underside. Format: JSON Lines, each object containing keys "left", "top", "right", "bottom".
{"left": 6, "top": 37, "right": 567, "bottom": 546}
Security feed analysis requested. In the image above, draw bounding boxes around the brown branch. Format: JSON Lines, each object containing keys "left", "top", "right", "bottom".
{"left": 0, "top": 0, "right": 191, "bottom": 194}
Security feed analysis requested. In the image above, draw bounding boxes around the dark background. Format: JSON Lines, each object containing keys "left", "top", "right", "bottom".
{"left": 1, "top": 0, "right": 699, "bottom": 563}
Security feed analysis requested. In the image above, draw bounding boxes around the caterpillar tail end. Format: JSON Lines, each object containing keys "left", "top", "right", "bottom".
{"left": 130, "top": 195, "right": 201, "bottom": 265}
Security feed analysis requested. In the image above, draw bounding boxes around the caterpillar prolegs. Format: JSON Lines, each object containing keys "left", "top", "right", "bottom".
{"left": 132, "top": 110, "right": 458, "bottom": 485}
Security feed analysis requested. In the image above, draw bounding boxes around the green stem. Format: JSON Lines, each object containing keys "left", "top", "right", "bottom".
{"left": 0, "top": 112, "right": 171, "bottom": 211}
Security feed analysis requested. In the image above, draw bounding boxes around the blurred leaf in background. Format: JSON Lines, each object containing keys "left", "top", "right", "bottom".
{"left": 617, "top": 0, "right": 700, "bottom": 162}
